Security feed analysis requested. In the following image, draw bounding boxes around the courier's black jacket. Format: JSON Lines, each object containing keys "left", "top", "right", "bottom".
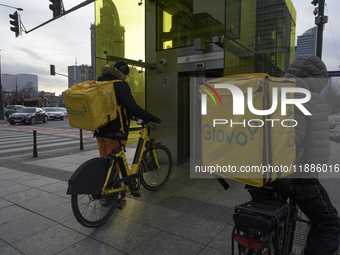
{"left": 94, "top": 66, "right": 157, "bottom": 139}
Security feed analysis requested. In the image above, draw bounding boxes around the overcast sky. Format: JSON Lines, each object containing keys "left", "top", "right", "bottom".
{"left": 0, "top": 0, "right": 340, "bottom": 96}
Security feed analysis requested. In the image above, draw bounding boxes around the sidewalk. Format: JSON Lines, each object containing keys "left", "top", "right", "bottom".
{"left": 1, "top": 127, "right": 340, "bottom": 254}
{"left": 0, "top": 147, "right": 250, "bottom": 255}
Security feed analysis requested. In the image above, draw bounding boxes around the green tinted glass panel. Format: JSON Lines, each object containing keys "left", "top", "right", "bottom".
{"left": 224, "top": 0, "right": 296, "bottom": 77}
{"left": 226, "top": 0, "right": 241, "bottom": 39}
{"left": 157, "top": 0, "right": 225, "bottom": 51}
{"left": 95, "top": 0, "right": 145, "bottom": 109}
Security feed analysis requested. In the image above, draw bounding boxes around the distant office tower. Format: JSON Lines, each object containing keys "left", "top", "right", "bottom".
{"left": 296, "top": 26, "right": 317, "bottom": 58}
{"left": 68, "top": 65, "right": 94, "bottom": 88}
{"left": 2, "top": 73, "right": 38, "bottom": 96}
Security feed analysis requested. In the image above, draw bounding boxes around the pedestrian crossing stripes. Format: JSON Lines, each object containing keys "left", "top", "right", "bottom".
{"left": 0, "top": 125, "right": 94, "bottom": 139}
{"left": 0, "top": 128, "right": 97, "bottom": 157}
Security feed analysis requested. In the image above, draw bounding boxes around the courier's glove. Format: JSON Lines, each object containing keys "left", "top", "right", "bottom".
{"left": 153, "top": 116, "right": 161, "bottom": 124}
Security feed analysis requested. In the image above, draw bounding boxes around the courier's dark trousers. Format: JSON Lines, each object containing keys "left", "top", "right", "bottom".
{"left": 247, "top": 178, "right": 340, "bottom": 255}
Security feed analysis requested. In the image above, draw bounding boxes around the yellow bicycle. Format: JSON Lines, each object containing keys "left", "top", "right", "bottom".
{"left": 67, "top": 119, "right": 173, "bottom": 227}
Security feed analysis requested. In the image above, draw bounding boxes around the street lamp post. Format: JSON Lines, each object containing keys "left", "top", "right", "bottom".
{"left": 312, "top": 0, "right": 328, "bottom": 59}
{"left": 0, "top": 4, "right": 24, "bottom": 120}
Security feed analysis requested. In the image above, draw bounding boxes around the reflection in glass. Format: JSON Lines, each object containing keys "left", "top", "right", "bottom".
{"left": 157, "top": 0, "right": 295, "bottom": 77}
{"left": 157, "top": 0, "right": 225, "bottom": 51}
{"left": 224, "top": 0, "right": 296, "bottom": 77}
{"left": 95, "top": 0, "right": 145, "bottom": 108}
{"left": 95, "top": 0, "right": 125, "bottom": 78}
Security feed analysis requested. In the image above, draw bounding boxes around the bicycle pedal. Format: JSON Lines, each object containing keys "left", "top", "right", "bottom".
{"left": 131, "top": 191, "right": 141, "bottom": 198}
{"left": 117, "top": 198, "right": 127, "bottom": 209}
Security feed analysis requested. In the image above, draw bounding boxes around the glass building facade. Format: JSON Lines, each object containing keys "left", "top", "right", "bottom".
{"left": 156, "top": 0, "right": 296, "bottom": 77}
{"left": 94, "top": 0, "right": 145, "bottom": 108}
{"left": 93, "top": 0, "right": 296, "bottom": 164}
{"left": 94, "top": 0, "right": 296, "bottom": 111}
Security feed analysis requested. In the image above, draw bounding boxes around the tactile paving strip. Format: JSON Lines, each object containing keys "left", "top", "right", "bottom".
{"left": 158, "top": 195, "right": 234, "bottom": 224}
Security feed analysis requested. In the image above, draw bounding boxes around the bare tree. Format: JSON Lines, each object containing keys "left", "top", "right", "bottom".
{"left": 20, "top": 82, "right": 38, "bottom": 98}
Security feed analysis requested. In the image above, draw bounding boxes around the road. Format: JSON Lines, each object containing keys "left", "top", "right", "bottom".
{"left": 0, "top": 118, "right": 97, "bottom": 159}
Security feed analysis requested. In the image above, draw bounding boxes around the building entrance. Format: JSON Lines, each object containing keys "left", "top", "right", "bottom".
{"left": 177, "top": 69, "right": 223, "bottom": 165}
{"left": 147, "top": 68, "right": 223, "bottom": 166}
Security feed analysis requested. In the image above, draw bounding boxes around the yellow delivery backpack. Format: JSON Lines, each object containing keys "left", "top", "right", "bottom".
{"left": 200, "top": 74, "right": 296, "bottom": 187}
{"left": 62, "top": 80, "right": 124, "bottom": 132}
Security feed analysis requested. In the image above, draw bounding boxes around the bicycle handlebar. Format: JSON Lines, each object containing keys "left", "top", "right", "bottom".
{"left": 133, "top": 118, "right": 160, "bottom": 126}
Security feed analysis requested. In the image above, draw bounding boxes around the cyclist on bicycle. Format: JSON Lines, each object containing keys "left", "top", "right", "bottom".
{"left": 248, "top": 55, "right": 340, "bottom": 255}
{"left": 94, "top": 61, "right": 161, "bottom": 157}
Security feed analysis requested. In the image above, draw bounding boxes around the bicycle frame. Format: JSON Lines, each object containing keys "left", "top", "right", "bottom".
{"left": 101, "top": 124, "right": 160, "bottom": 196}
{"left": 68, "top": 119, "right": 173, "bottom": 228}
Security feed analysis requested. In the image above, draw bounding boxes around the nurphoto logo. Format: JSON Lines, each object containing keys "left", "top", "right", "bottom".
{"left": 201, "top": 83, "right": 311, "bottom": 116}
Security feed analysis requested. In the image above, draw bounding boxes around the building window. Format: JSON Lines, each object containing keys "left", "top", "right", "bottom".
{"left": 156, "top": 0, "right": 225, "bottom": 51}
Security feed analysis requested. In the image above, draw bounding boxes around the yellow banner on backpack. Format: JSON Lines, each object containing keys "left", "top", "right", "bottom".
{"left": 200, "top": 74, "right": 296, "bottom": 187}
{"left": 62, "top": 80, "right": 120, "bottom": 132}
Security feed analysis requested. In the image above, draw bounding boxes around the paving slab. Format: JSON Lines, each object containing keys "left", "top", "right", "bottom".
{"left": 0, "top": 211, "right": 57, "bottom": 244}
{"left": 11, "top": 225, "right": 86, "bottom": 255}
{"left": 129, "top": 231, "right": 205, "bottom": 255}
{"left": 56, "top": 237, "right": 125, "bottom": 255}
{"left": 89, "top": 217, "right": 160, "bottom": 253}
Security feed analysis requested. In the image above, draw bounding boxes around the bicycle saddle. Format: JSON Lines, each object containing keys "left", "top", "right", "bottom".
{"left": 107, "top": 132, "right": 126, "bottom": 140}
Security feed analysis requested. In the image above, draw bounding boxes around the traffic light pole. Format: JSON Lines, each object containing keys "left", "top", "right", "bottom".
{"left": 55, "top": 72, "right": 78, "bottom": 83}
{"left": 25, "top": 0, "right": 94, "bottom": 34}
{"left": 50, "top": 65, "right": 78, "bottom": 83}
{"left": 0, "top": 3, "right": 23, "bottom": 11}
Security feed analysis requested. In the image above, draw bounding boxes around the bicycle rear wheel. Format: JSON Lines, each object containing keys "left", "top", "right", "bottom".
{"left": 140, "top": 144, "right": 173, "bottom": 191}
{"left": 71, "top": 192, "right": 119, "bottom": 228}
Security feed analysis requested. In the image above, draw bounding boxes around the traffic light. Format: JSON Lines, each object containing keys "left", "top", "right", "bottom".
{"left": 49, "top": 0, "right": 62, "bottom": 18}
{"left": 9, "top": 11, "right": 20, "bottom": 38}
{"left": 50, "top": 65, "right": 56, "bottom": 75}
{"left": 311, "top": 0, "right": 319, "bottom": 6}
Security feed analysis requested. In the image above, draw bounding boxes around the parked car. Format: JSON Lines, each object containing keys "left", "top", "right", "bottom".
{"left": 329, "top": 117, "right": 337, "bottom": 129}
{"left": 57, "top": 107, "right": 68, "bottom": 118}
{"left": 4, "top": 105, "right": 25, "bottom": 119}
{"left": 8, "top": 107, "right": 48, "bottom": 125}
{"left": 42, "top": 107, "right": 65, "bottom": 120}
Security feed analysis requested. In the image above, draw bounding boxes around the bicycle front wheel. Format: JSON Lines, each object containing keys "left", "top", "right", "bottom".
{"left": 71, "top": 192, "right": 119, "bottom": 228}
{"left": 140, "top": 144, "right": 173, "bottom": 191}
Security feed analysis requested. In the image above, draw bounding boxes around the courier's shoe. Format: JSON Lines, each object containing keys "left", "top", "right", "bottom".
{"left": 103, "top": 195, "right": 115, "bottom": 207}
{"left": 117, "top": 198, "right": 127, "bottom": 209}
